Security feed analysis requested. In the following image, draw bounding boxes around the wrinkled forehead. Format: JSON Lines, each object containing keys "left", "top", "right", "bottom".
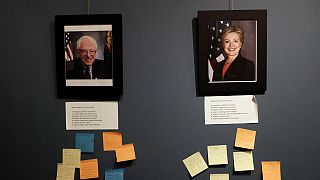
{"left": 79, "top": 38, "right": 97, "bottom": 49}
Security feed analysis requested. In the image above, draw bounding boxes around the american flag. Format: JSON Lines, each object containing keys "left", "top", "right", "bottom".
{"left": 207, "top": 20, "right": 231, "bottom": 82}
{"left": 65, "top": 32, "right": 73, "bottom": 61}
{"left": 207, "top": 20, "right": 232, "bottom": 63}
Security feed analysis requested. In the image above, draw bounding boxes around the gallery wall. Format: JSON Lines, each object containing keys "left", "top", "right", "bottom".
{"left": 1, "top": 0, "right": 320, "bottom": 179}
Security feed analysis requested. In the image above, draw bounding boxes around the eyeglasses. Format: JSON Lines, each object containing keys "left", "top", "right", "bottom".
{"left": 78, "top": 49, "right": 96, "bottom": 55}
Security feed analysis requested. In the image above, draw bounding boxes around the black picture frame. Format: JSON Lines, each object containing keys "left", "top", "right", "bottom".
{"left": 55, "top": 14, "right": 123, "bottom": 100}
{"left": 196, "top": 10, "right": 267, "bottom": 96}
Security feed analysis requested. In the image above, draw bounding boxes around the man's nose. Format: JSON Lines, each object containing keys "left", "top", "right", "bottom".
{"left": 85, "top": 51, "right": 91, "bottom": 57}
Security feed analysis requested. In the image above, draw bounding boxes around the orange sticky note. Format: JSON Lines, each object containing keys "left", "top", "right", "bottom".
{"left": 80, "top": 159, "right": 99, "bottom": 180}
{"left": 103, "top": 132, "right": 122, "bottom": 151}
{"left": 234, "top": 128, "right": 256, "bottom": 150}
{"left": 262, "top": 161, "right": 281, "bottom": 180}
{"left": 115, "top": 143, "right": 136, "bottom": 162}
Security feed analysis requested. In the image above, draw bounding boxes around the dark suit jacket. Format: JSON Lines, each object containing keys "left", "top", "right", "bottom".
{"left": 66, "top": 58, "right": 111, "bottom": 79}
{"left": 213, "top": 55, "right": 255, "bottom": 81}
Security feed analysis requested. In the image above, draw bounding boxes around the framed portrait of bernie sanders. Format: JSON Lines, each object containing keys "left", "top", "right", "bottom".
{"left": 196, "top": 10, "right": 267, "bottom": 96}
{"left": 55, "top": 14, "right": 123, "bottom": 100}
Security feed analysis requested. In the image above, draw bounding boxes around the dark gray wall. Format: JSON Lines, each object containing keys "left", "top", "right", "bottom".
{"left": 1, "top": 0, "right": 320, "bottom": 179}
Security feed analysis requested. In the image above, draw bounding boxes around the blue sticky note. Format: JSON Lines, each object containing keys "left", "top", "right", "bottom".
{"left": 75, "top": 133, "right": 94, "bottom": 153}
{"left": 105, "top": 168, "right": 124, "bottom": 180}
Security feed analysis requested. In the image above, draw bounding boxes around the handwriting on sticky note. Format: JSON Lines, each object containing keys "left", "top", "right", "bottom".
{"left": 115, "top": 144, "right": 136, "bottom": 162}
{"left": 56, "top": 163, "right": 75, "bottom": 180}
{"left": 262, "top": 161, "right": 281, "bottom": 180}
{"left": 208, "top": 145, "right": 228, "bottom": 165}
{"left": 235, "top": 128, "right": 256, "bottom": 150}
{"left": 63, "top": 148, "right": 81, "bottom": 168}
{"left": 105, "top": 168, "right": 124, "bottom": 180}
{"left": 80, "top": 159, "right": 99, "bottom": 180}
{"left": 182, "top": 151, "right": 208, "bottom": 177}
{"left": 210, "top": 174, "right": 229, "bottom": 180}
{"left": 75, "top": 133, "right": 94, "bottom": 153}
{"left": 233, "top": 151, "right": 254, "bottom": 171}
{"left": 103, "top": 132, "right": 122, "bottom": 151}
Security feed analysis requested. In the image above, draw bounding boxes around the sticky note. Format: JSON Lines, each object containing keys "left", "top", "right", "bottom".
{"left": 80, "top": 159, "right": 99, "bottom": 179}
{"left": 207, "top": 145, "right": 228, "bottom": 165}
{"left": 105, "top": 168, "right": 124, "bottom": 180}
{"left": 103, "top": 132, "right": 122, "bottom": 151}
{"left": 210, "top": 174, "right": 229, "bottom": 180}
{"left": 233, "top": 151, "right": 254, "bottom": 171}
{"left": 234, "top": 128, "right": 256, "bottom": 150}
{"left": 75, "top": 133, "right": 94, "bottom": 153}
{"left": 63, "top": 148, "right": 81, "bottom": 168}
{"left": 56, "top": 163, "right": 75, "bottom": 180}
{"left": 115, "top": 143, "right": 136, "bottom": 162}
{"left": 182, "top": 151, "right": 208, "bottom": 177}
{"left": 262, "top": 161, "right": 281, "bottom": 180}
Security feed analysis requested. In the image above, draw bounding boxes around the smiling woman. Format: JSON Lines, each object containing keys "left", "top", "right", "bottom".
{"left": 196, "top": 10, "right": 266, "bottom": 96}
{"left": 212, "top": 26, "right": 255, "bottom": 81}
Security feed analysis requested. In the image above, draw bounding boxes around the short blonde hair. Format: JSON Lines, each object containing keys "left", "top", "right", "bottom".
{"left": 221, "top": 26, "right": 244, "bottom": 44}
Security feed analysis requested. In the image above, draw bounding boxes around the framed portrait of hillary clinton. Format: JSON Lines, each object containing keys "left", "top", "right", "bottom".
{"left": 196, "top": 10, "right": 266, "bottom": 96}
{"left": 55, "top": 14, "right": 123, "bottom": 100}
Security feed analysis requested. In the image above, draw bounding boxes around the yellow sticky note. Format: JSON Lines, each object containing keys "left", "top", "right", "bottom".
{"left": 262, "top": 161, "right": 281, "bottom": 180}
{"left": 80, "top": 159, "right": 99, "bottom": 180}
{"left": 62, "top": 148, "right": 81, "bottom": 168}
{"left": 210, "top": 174, "right": 229, "bottom": 180}
{"left": 103, "top": 132, "right": 122, "bottom": 151}
{"left": 234, "top": 128, "right": 256, "bottom": 150}
{"left": 182, "top": 151, "right": 208, "bottom": 177}
{"left": 115, "top": 143, "right": 136, "bottom": 162}
{"left": 233, "top": 151, "right": 254, "bottom": 171}
{"left": 207, "top": 145, "right": 228, "bottom": 165}
{"left": 56, "top": 163, "right": 75, "bottom": 180}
